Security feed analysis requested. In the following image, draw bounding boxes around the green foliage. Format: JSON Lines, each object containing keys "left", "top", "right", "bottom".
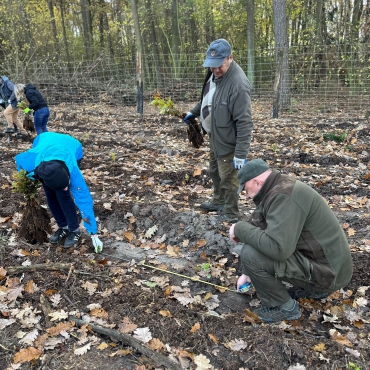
{"left": 323, "top": 131, "right": 347, "bottom": 143}
{"left": 17, "top": 101, "right": 28, "bottom": 109}
{"left": 12, "top": 170, "right": 40, "bottom": 201}
{"left": 271, "top": 143, "right": 279, "bottom": 152}
{"left": 110, "top": 152, "right": 117, "bottom": 161}
{"left": 150, "top": 94, "right": 180, "bottom": 116}
{"left": 347, "top": 362, "right": 360, "bottom": 370}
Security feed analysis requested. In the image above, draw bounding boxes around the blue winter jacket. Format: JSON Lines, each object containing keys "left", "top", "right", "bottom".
{"left": 15, "top": 132, "right": 97, "bottom": 234}
{"left": 0, "top": 76, "right": 17, "bottom": 108}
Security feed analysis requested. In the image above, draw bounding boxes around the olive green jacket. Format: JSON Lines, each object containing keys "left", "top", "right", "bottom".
{"left": 234, "top": 171, "right": 353, "bottom": 290}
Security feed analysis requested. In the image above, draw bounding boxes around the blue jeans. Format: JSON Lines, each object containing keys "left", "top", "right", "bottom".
{"left": 34, "top": 107, "right": 50, "bottom": 135}
{"left": 42, "top": 183, "right": 79, "bottom": 231}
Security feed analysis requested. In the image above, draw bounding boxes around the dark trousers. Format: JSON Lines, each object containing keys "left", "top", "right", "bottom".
{"left": 42, "top": 183, "right": 79, "bottom": 231}
{"left": 34, "top": 107, "right": 50, "bottom": 135}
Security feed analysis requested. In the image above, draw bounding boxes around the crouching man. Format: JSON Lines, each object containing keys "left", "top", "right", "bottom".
{"left": 230, "top": 159, "right": 353, "bottom": 323}
{"left": 15, "top": 132, "right": 103, "bottom": 252}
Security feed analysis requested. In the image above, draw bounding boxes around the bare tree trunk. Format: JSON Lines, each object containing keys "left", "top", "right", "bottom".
{"left": 57, "top": 0, "right": 71, "bottom": 62}
{"left": 80, "top": 0, "right": 92, "bottom": 59}
{"left": 247, "top": 0, "right": 255, "bottom": 89}
{"left": 47, "top": 0, "right": 59, "bottom": 60}
{"left": 171, "top": 0, "right": 180, "bottom": 78}
{"left": 273, "top": 0, "right": 290, "bottom": 109}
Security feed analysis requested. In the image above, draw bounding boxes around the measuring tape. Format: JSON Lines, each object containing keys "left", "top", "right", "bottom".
{"left": 99, "top": 252, "right": 239, "bottom": 292}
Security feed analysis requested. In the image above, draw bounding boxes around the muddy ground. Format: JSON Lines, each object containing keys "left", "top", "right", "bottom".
{"left": 0, "top": 101, "right": 369, "bottom": 370}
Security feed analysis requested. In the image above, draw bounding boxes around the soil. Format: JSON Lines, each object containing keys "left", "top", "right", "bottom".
{"left": 0, "top": 102, "right": 369, "bottom": 370}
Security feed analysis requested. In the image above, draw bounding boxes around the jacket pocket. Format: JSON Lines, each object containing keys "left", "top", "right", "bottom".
{"left": 274, "top": 251, "right": 311, "bottom": 282}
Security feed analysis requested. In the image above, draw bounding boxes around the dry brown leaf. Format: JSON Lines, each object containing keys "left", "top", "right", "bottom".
{"left": 25, "top": 280, "right": 35, "bottom": 294}
{"left": 118, "top": 317, "right": 138, "bottom": 334}
{"left": 312, "top": 342, "right": 326, "bottom": 352}
{"left": 116, "top": 348, "right": 132, "bottom": 356}
{"left": 159, "top": 310, "right": 173, "bottom": 317}
{"left": 91, "top": 308, "right": 109, "bottom": 319}
{"left": 341, "top": 223, "right": 349, "bottom": 229}
{"left": 193, "top": 167, "right": 202, "bottom": 176}
{"left": 45, "top": 289, "right": 57, "bottom": 295}
{"left": 123, "top": 231, "right": 134, "bottom": 242}
{"left": 46, "top": 321, "right": 74, "bottom": 336}
{"left": 13, "top": 347, "right": 42, "bottom": 364}
{"left": 208, "top": 333, "right": 219, "bottom": 344}
{"left": 243, "top": 308, "right": 260, "bottom": 325}
{"left": 148, "top": 338, "right": 166, "bottom": 350}
{"left": 347, "top": 228, "right": 356, "bottom": 236}
{"left": 190, "top": 322, "right": 200, "bottom": 333}
{"left": 97, "top": 342, "right": 108, "bottom": 350}
{"left": 196, "top": 239, "right": 207, "bottom": 247}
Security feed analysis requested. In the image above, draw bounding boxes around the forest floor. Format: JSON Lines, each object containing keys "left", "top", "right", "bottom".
{"left": 0, "top": 101, "right": 369, "bottom": 370}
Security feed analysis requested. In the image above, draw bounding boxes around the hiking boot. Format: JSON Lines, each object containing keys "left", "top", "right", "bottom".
{"left": 16, "top": 132, "right": 26, "bottom": 138}
{"left": 218, "top": 213, "right": 238, "bottom": 223}
{"left": 254, "top": 300, "right": 302, "bottom": 323}
{"left": 63, "top": 230, "right": 81, "bottom": 248}
{"left": 49, "top": 228, "right": 69, "bottom": 244}
{"left": 13, "top": 124, "right": 18, "bottom": 133}
{"left": 5, "top": 127, "right": 14, "bottom": 133}
{"left": 295, "top": 289, "right": 330, "bottom": 300}
{"left": 200, "top": 202, "right": 224, "bottom": 212}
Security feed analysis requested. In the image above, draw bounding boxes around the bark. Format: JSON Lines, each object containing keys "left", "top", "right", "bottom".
{"left": 70, "top": 316, "right": 183, "bottom": 370}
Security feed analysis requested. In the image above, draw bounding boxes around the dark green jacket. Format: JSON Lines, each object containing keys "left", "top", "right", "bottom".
{"left": 190, "top": 61, "right": 253, "bottom": 159}
{"left": 234, "top": 171, "right": 353, "bottom": 290}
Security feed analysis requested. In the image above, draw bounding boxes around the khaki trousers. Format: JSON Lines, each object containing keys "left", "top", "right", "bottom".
{"left": 4, "top": 105, "right": 25, "bottom": 132}
{"left": 209, "top": 140, "right": 239, "bottom": 218}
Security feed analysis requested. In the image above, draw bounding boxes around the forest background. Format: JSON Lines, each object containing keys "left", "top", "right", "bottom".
{"left": 0, "top": 0, "right": 370, "bottom": 114}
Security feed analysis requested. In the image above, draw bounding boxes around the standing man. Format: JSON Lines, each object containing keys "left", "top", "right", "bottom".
{"left": 184, "top": 39, "right": 253, "bottom": 222}
{"left": 230, "top": 159, "right": 353, "bottom": 323}
{"left": 0, "top": 76, "right": 27, "bottom": 136}
{"left": 15, "top": 132, "right": 103, "bottom": 252}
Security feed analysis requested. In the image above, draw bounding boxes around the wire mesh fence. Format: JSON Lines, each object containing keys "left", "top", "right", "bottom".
{"left": 2, "top": 43, "right": 370, "bottom": 115}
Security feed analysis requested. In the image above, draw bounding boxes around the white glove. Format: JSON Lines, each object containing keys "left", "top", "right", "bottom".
{"left": 8, "top": 99, "right": 11, "bottom": 104}
{"left": 232, "top": 157, "right": 247, "bottom": 170}
{"left": 91, "top": 234, "right": 103, "bottom": 253}
{"left": 0, "top": 99, "right": 3, "bottom": 104}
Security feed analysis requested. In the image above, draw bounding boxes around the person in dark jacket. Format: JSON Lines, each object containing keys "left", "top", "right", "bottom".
{"left": 14, "top": 83, "right": 50, "bottom": 135}
{"left": 183, "top": 39, "right": 253, "bottom": 223}
{"left": 229, "top": 159, "right": 353, "bottom": 323}
{"left": 0, "top": 76, "right": 27, "bottom": 136}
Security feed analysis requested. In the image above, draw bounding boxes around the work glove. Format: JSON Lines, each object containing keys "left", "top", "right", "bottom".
{"left": 183, "top": 112, "right": 195, "bottom": 125}
{"left": 8, "top": 99, "right": 12, "bottom": 104}
{"left": 91, "top": 234, "right": 103, "bottom": 253}
{"left": 232, "top": 157, "right": 247, "bottom": 170}
{"left": 24, "top": 107, "right": 31, "bottom": 114}
{"left": 0, "top": 99, "right": 3, "bottom": 104}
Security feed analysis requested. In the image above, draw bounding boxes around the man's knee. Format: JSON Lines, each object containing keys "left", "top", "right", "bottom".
{"left": 240, "top": 244, "right": 274, "bottom": 274}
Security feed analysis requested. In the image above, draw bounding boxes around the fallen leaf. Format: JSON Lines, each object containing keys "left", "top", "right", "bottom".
{"left": 208, "top": 333, "right": 219, "bottom": 344}
{"left": 74, "top": 343, "right": 91, "bottom": 355}
{"left": 13, "top": 347, "right": 42, "bottom": 364}
{"left": 133, "top": 327, "right": 152, "bottom": 343}
{"left": 190, "top": 322, "right": 200, "bottom": 333}
{"left": 312, "top": 342, "right": 326, "bottom": 352}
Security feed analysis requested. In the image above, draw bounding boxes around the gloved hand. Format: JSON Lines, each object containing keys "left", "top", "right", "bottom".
{"left": 8, "top": 99, "right": 12, "bottom": 104}
{"left": 91, "top": 234, "right": 103, "bottom": 253}
{"left": 0, "top": 99, "right": 3, "bottom": 104}
{"left": 183, "top": 112, "right": 195, "bottom": 125}
{"left": 24, "top": 107, "right": 30, "bottom": 114}
{"left": 232, "top": 157, "right": 247, "bottom": 170}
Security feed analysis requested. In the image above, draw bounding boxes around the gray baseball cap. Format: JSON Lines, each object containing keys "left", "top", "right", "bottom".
{"left": 203, "top": 39, "right": 231, "bottom": 68}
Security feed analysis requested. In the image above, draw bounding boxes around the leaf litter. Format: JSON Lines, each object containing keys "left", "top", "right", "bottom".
{"left": 0, "top": 102, "right": 369, "bottom": 369}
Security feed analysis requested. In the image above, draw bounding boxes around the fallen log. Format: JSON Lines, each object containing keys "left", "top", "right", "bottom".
{"left": 6, "top": 263, "right": 72, "bottom": 274}
{"left": 69, "top": 316, "right": 183, "bottom": 370}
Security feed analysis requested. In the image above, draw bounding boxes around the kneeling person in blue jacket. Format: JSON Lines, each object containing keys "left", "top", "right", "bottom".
{"left": 15, "top": 132, "right": 103, "bottom": 252}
